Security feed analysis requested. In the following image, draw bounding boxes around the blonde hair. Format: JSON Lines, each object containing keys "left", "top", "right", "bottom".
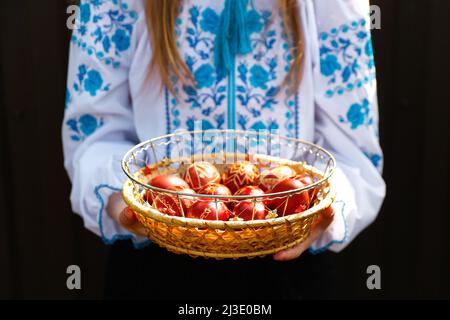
{"left": 145, "top": 0, "right": 304, "bottom": 94}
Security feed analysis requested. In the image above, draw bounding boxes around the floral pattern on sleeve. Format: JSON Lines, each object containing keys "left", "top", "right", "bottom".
{"left": 71, "top": 0, "right": 138, "bottom": 69}
{"left": 66, "top": 114, "right": 104, "bottom": 142}
{"left": 318, "top": 18, "right": 376, "bottom": 98}
{"left": 73, "top": 64, "right": 111, "bottom": 97}
{"left": 338, "top": 98, "right": 373, "bottom": 130}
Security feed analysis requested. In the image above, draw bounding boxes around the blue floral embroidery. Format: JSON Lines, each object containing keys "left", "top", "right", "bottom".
{"left": 111, "top": 29, "right": 130, "bottom": 52}
{"left": 166, "top": 5, "right": 297, "bottom": 138}
{"left": 66, "top": 114, "right": 104, "bottom": 141}
{"left": 283, "top": 96, "right": 299, "bottom": 137}
{"left": 71, "top": 0, "right": 138, "bottom": 68}
{"left": 194, "top": 63, "right": 215, "bottom": 88}
{"left": 80, "top": 3, "right": 91, "bottom": 24}
{"left": 73, "top": 64, "right": 110, "bottom": 96}
{"left": 364, "top": 151, "right": 382, "bottom": 168}
{"left": 166, "top": 5, "right": 228, "bottom": 131}
{"left": 319, "top": 18, "right": 376, "bottom": 98}
{"left": 249, "top": 65, "right": 269, "bottom": 89}
{"left": 65, "top": 88, "right": 71, "bottom": 109}
{"left": 320, "top": 54, "right": 342, "bottom": 77}
{"left": 187, "top": 6, "right": 215, "bottom": 59}
{"left": 246, "top": 10, "right": 263, "bottom": 33}
{"left": 200, "top": 8, "right": 219, "bottom": 34}
{"left": 182, "top": 59, "right": 226, "bottom": 115}
{"left": 281, "top": 27, "right": 299, "bottom": 138}
{"left": 339, "top": 98, "right": 373, "bottom": 130}
{"left": 250, "top": 11, "right": 275, "bottom": 61}
{"left": 234, "top": 8, "right": 299, "bottom": 136}
{"left": 236, "top": 60, "right": 278, "bottom": 119}
{"left": 85, "top": 69, "right": 104, "bottom": 95}
{"left": 186, "top": 116, "right": 224, "bottom": 131}
{"left": 237, "top": 114, "right": 279, "bottom": 131}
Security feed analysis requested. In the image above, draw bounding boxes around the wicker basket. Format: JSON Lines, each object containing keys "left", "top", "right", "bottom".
{"left": 122, "top": 130, "right": 336, "bottom": 259}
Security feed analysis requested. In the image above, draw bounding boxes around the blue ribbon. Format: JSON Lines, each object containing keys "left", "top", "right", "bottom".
{"left": 214, "top": 0, "right": 252, "bottom": 78}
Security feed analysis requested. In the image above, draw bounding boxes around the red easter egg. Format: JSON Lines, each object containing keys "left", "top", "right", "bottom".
{"left": 187, "top": 200, "right": 232, "bottom": 221}
{"left": 197, "top": 183, "right": 232, "bottom": 197}
{"left": 223, "top": 161, "right": 260, "bottom": 193}
{"left": 150, "top": 174, "right": 189, "bottom": 191}
{"left": 296, "top": 173, "right": 316, "bottom": 198}
{"left": 259, "top": 165, "right": 296, "bottom": 191}
{"left": 183, "top": 162, "right": 221, "bottom": 191}
{"left": 153, "top": 188, "right": 195, "bottom": 217}
{"left": 234, "top": 185, "right": 265, "bottom": 197}
{"left": 232, "top": 186, "right": 265, "bottom": 208}
{"left": 144, "top": 190, "right": 153, "bottom": 205}
{"left": 267, "top": 177, "right": 310, "bottom": 216}
{"left": 232, "top": 201, "right": 267, "bottom": 221}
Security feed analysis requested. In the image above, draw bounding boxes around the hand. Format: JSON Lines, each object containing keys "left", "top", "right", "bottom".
{"left": 273, "top": 206, "right": 335, "bottom": 261}
{"left": 106, "top": 192, "right": 148, "bottom": 237}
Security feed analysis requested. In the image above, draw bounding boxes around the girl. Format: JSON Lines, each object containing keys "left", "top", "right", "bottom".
{"left": 63, "top": 0, "right": 385, "bottom": 299}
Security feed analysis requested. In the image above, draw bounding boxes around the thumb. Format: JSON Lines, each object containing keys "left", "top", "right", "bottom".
{"left": 119, "top": 207, "right": 139, "bottom": 227}
{"left": 313, "top": 206, "right": 335, "bottom": 232}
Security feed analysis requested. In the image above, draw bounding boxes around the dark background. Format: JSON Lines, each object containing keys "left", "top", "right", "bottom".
{"left": 0, "top": 0, "right": 449, "bottom": 299}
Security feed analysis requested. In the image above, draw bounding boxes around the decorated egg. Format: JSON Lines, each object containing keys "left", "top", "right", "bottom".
{"left": 232, "top": 201, "right": 267, "bottom": 221}
{"left": 259, "top": 165, "right": 296, "bottom": 191}
{"left": 187, "top": 200, "right": 232, "bottom": 221}
{"left": 234, "top": 185, "right": 265, "bottom": 197}
{"left": 266, "top": 177, "right": 310, "bottom": 216}
{"left": 232, "top": 186, "right": 265, "bottom": 208}
{"left": 222, "top": 161, "right": 260, "bottom": 193}
{"left": 153, "top": 188, "right": 195, "bottom": 217}
{"left": 183, "top": 162, "right": 221, "bottom": 191}
{"left": 197, "top": 183, "right": 232, "bottom": 197}
{"left": 296, "top": 173, "right": 316, "bottom": 198}
{"left": 150, "top": 174, "right": 189, "bottom": 190}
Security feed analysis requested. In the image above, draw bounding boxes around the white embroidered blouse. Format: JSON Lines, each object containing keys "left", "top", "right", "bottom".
{"left": 63, "top": 0, "right": 386, "bottom": 252}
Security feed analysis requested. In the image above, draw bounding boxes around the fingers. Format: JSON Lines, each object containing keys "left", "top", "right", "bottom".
{"left": 313, "top": 206, "right": 335, "bottom": 231}
{"left": 273, "top": 206, "right": 335, "bottom": 262}
{"left": 119, "top": 207, "right": 139, "bottom": 227}
{"left": 273, "top": 240, "right": 310, "bottom": 261}
{"left": 119, "top": 208, "right": 148, "bottom": 237}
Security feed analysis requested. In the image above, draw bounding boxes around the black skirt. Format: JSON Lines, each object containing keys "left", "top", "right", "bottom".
{"left": 105, "top": 240, "right": 337, "bottom": 300}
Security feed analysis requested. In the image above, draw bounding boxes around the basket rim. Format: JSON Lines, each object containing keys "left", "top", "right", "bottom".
{"left": 122, "top": 179, "right": 336, "bottom": 229}
{"left": 121, "top": 130, "right": 336, "bottom": 200}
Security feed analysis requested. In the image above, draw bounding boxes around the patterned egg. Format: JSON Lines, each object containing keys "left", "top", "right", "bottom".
{"left": 153, "top": 188, "right": 195, "bottom": 217}
{"left": 150, "top": 174, "right": 190, "bottom": 190}
{"left": 197, "top": 183, "right": 232, "bottom": 197}
{"left": 296, "top": 173, "right": 316, "bottom": 198}
{"left": 266, "top": 177, "right": 310, "bottom": 216}
{"left": 232, "top": 201, "right": 268, "bottom": 221}
{"left": 187, "top": 200, "right": 232, "bottom": 221}
{"left": 232, "top": 186, "right": 265, "bottom": 208}
{"left": 234, "top": 186, "right": 265, "bottom": 197}
{"left": 183, "top": 162, "right": 221, "bottom": 191}
{"left": 259, "top": 165, "right": 296, "bottom": 191}
{"left": 222, "top": 161, "right": 260, "bottom": 193}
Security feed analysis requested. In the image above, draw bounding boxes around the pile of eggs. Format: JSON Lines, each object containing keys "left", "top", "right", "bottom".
{"left": 143, "top": 161, "right": 316, "bottom": 221}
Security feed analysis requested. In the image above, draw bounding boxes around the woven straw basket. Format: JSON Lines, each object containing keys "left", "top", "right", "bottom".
{"left": 122, "top": 130, "right": 336, "bottom": 259}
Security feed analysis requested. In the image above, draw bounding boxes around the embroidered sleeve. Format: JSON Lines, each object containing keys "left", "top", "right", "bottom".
{"left": 310, "top": 0, "right": 386, "bottom": 253}
{"left": 62, "top": 0, "right": 149, "bottom": 248}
